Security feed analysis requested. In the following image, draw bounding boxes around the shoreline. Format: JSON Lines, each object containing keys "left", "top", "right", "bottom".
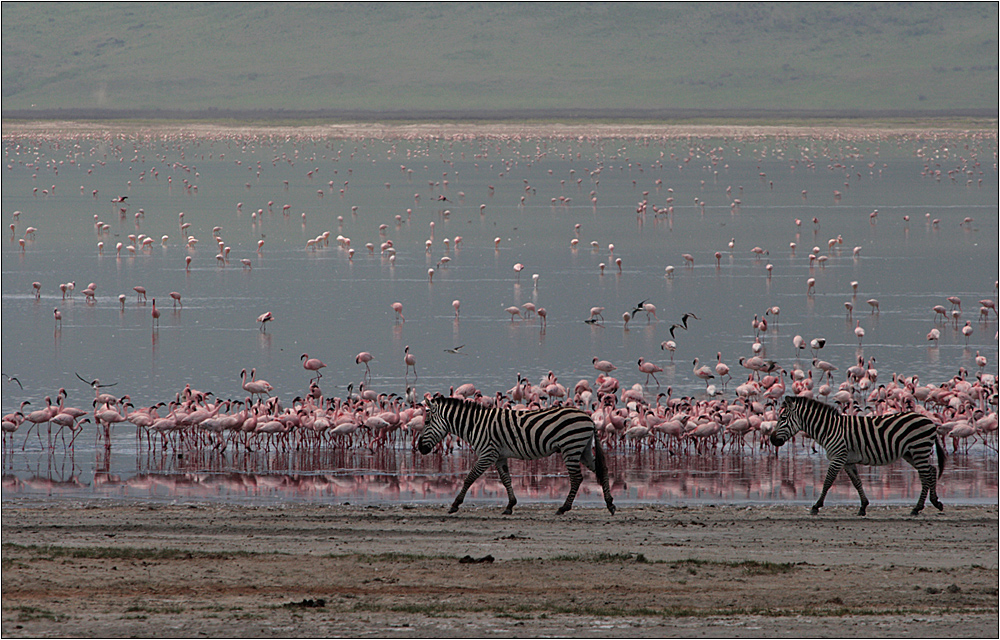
{"left": 3, "top": 119, "right": 997, "bottom": 141}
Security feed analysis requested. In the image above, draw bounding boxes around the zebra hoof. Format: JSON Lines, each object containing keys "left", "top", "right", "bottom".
{"left": 556, "top": 506, "right": 570, "bottom": 515}
{"left": 502, "top": 508, "right": 514, "bottom": 515}
{"left": 932, "top": 500, "right": 944, "bottom": 511}
{"left": 810, "top": 507, "right": 820, "bottom": 515}
{"left": 857, "top": 507, "right": 867, "bottom": 516}
{"left": 448, "top": 505, "right": 460, "bottom": 514}
{"left": 909, "top": 508, "right": 921, "bottom": 516}
{"left": 607, "top": 503, "right": 616, "bottom": 515}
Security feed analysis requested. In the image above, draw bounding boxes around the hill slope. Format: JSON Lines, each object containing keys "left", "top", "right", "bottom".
{"left": 2, "top": 2, "right": 997, "bottom": 119}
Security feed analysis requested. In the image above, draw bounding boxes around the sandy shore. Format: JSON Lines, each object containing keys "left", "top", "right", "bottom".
{"left": 2, "top": 500, "right": 996, "bottom": 637}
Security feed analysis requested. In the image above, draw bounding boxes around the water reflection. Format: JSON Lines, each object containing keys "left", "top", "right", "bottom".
{"left": 4, "top": 442, "right": 995, "bottom": 507}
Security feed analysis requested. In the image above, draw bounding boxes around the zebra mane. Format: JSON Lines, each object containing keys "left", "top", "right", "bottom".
{"left": 431, "top": 395, "right": 476, "bottom": 410}
{"left": 784, "top": 395, "right": 841, "bottom": 418}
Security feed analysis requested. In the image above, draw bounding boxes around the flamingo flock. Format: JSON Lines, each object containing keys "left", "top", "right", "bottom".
{"left": 3, "top": 355, "right": 996, "bottom": 458}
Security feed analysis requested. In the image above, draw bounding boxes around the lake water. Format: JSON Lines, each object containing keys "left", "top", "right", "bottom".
{"left": 2, "top": 128, "right": 997, "bottom": 506}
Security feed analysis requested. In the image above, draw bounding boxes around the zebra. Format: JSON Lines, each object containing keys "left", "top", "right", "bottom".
{"left": 417, "top": 395, "right": 616, "bottom": 515}
{"left": 770, "top": 395, "right": 945, "bottom": 516}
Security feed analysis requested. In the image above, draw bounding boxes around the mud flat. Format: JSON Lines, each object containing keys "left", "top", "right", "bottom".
{"left": 2, "top": 500, "right": 996, "bottom": 637}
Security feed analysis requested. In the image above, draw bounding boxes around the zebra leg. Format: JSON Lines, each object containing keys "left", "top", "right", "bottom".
{"left": 812, "top": 458, "right": 845, "bottom": 515}
{"left": 904, "top": 451, "right": 942, "bottom": 515}
{"left": 930, "top": 439, "right": 945, "bottom": 511}
{"left": 450, "top": 451, "right": 497, "bottom": 514}
{"left": 557, "top": 453, "right": 584, "bottom": 515}
{"left": 496, "top": 457, "right": 518, "bottom": 515}
{"left": 582, "top": 435, "right": 616, "bottom": 514}
{"left": 843, "top": 463, "right": 870, "bottom": 516}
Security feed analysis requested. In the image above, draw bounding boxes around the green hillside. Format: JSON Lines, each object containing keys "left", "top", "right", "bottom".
{"left": 2, "top": 2, "right": 997, "bottom": 119}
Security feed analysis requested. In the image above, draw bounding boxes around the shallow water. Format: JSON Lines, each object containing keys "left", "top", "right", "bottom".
{"left": 3, "top": 436, "right": 996, "bottom": 508}
{"left": 2, "top": 130, "right": 997, "bottom": 505}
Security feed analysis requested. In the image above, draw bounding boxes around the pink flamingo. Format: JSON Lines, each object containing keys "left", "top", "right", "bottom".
{"left": 637, "top": 358, "right": 663, "bottom": 386}
{"left": 151, "top": 299, "right": 160, "bottom": 328}
{"left": 301, "top": 354, "right": 326, "bottom": 381}
{"left": 404, "top": 346, "right": 417, "bottom": 380}
{"left": 660, "top": 340, "right": 676, "bottom": 361}
{"left": 593, "top": 357, "right": 616, "bottom": 373}
{"left": 715, "top": 352, "right": 731, "bottom": 385}
{"left": 355, "top": 352, "right": 373, "bottom": 381}
{"left": 21, "top": 397, "right": 58, "bottom": 449}
{"left": 692, "top": 358, "right": 715, "bottom": 388}
{"left": 392, "top": 302, "right": 404, "bottom": 322}
{"left": 240, "top": 368, "right": 272, "bottom": 401}
{"left": 256, "top": 311, "right": 274, "bottom": 332}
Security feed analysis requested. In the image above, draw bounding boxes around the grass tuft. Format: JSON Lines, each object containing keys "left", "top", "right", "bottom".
{"left": 550, "top": 552, "right": 648, "bottom": 563}
{"left": 2, "top": 542, "right": 264, "bottom": 561}
{"left": 13, "top": 605, "right": 63, "bottom": 623}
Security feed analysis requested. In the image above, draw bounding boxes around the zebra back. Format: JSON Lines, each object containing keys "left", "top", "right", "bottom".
{"left": 776, "top": 395, "right": 940, "bottom": 467}
{"left": 420, "top": 396, "right": 597, "bottom": 460}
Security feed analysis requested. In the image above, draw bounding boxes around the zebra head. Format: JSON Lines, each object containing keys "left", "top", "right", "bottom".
{"left": 417, "top": 395, "right": 450, "bottom": 455}
{"left": 770, "top": 396, "right": 801, "bottom": 447}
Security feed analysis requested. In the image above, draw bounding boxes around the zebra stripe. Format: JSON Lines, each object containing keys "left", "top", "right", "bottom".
{"left": 771, "top": 395, "right": 945, "bottom": 516}
{"left": 417, "top": 396, "right": 616, "bottom": 515}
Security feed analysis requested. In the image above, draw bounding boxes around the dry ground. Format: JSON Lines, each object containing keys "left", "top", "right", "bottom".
{"left": 2, "top": 500, "right": 997, "bottom": 638}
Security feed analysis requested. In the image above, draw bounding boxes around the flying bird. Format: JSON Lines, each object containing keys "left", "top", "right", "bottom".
{"left": 75, "top": 373, "right": 117, "bottom": 389}
{"left": 2, "top": 373, "right": 23, "bottom": 390}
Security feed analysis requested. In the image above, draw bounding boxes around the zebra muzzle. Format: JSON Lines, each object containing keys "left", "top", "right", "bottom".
{"left": 769, "top": 434, "right": 785, "bottom": 447}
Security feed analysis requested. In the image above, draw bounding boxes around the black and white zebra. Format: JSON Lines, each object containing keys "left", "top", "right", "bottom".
{"left": 417, "top": 395, "right": 616, "bottom": 515}
{"left": 770, "top": 395, "right": 945, "bottom": 516}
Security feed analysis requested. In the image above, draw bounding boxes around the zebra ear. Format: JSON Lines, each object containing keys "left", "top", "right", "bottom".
{"left": 781, "top": 396, "right": 792, "bottom": 408}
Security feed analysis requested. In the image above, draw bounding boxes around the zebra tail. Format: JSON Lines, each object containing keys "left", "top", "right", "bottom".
{"left": 593, "top": 430, "right": 609, "bottom": 481}
{"left": 935, "top": 435, "right": 946, "bottom": 479}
